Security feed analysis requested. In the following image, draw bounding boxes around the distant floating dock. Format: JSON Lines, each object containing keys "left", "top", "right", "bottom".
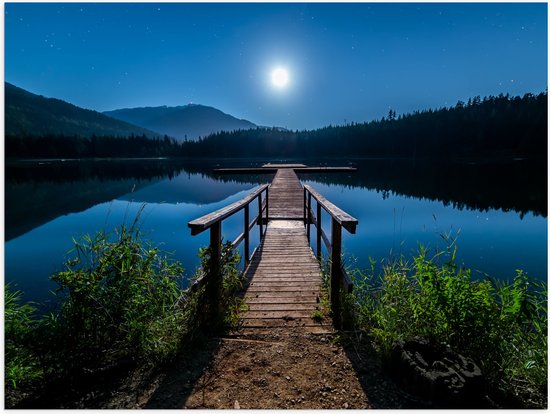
{"left": 213, "top": 163, "right": 356, "bottom": 174}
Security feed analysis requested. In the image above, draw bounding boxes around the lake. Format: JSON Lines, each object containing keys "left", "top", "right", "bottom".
{"left": 5, "top": 158, "right": 547, "bottom": 308}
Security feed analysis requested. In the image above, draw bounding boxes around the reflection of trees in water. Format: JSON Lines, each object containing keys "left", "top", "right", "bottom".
{"left": 6, "top": 159, "right": 188, "bottom": 183}
{"left": 5, "top": 160, "right": 270, "bottom": 241}
{"left": 300, "top": 159, "right": 547, "bottom": 219}
{"left": 200, "top": 159, "right": 546, "bottom": 219}
{"left": 5, "top": 157, "right": 546, "bottom": 242}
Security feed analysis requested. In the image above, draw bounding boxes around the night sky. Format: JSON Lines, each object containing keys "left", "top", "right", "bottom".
{"left": 5, "top": 2, "right": 548, "bottom": 130}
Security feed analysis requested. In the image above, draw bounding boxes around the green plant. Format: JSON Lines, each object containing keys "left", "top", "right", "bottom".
{"left": 311, "top": 309, "right": 324, "bottom": 322}
{"left": 4, "top": 286, "right": 43, "bottom": 389}
{"left": 197, "top": 241, "right": 247, "bottom": 331}
{"left": 48, "top": 221, "right": 186, "bottom": 372}
{"left": 352, "top": 244, "right": 547, "bottom": 407}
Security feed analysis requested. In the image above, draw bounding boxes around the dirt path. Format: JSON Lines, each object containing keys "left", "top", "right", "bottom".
{"left": 98, "top": 327, "right": 419, "bottom": 410}
{"left": 150, "top": 331, "right": 370, "bottom": 409}
{"left": 12, "top": 327, "right": 423, "bottom": 409}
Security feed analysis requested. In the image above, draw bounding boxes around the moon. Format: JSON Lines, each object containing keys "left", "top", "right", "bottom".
{"left": 271, "top": 67, "right": 289, "bottom": 88}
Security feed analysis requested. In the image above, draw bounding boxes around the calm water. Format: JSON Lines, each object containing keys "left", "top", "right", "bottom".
{"left": 5, "top": 159, "right": 547, "bottom": 307}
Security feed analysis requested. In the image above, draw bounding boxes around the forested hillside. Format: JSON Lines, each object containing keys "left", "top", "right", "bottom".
{"left": 5, "top": 82, "right": 160, "bottom": 138}
{"left": 6, "top": 91, "right": 547, "bottom": 160}
{"left": 186, "top": 92, "right": 547, "bottom": 159}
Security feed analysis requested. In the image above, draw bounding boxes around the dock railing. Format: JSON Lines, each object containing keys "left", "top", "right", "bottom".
{"left": 188, "top": 184, "right": 269, "bottom": 319}
{"left": 303, "top": 184, "right": 358, "bottom": 329}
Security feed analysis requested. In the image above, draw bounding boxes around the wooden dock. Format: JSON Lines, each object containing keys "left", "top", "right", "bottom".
{"left": 188, "top": 164, "right": 357, "bottom": 334}
{"left": 268, "top": 168, "right": 304, "bottom": 220}
{"left": 213, "top": 165, "right": 357, "bottom": 174}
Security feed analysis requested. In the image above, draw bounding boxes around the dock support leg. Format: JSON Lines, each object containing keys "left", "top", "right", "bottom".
{"left": 330, "top": 218, "right": 342, "bottom": 330}
{"left": 316, "top": 202, "right": 322, "bottom": 260}
{"left": 258, "top": 193, "right": 263, "bottom": 238}
{"left": 307, "top": 192, "right": 312, "bottom": 241}
{"left": 207, "top": 221, "right": 222, "bottom": 331}
{"left": 244, "top": 204, "right": 250, "bottom": 264}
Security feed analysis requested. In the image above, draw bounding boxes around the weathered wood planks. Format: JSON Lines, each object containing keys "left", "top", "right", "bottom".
{"left": 267, "top": 169, "right": 304, "bottom": 220}
{"left": 188, "top": 164, "right": 356, "bottom": 336}
{"left": 241, "top": 220, "right": 331, "bottom": 334}
{"left": 213, "top": 166, "right": 357, "bottom": 174}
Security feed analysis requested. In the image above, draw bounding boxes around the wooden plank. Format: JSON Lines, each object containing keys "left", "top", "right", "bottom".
{"left": 238, "top": 326, "right": 332, "bottom": 335}
{"left": 213, "top": 166, "right": 356, "bottom": 174}
{"left": 245, "top": 294, "right": 320, "bottom": 301}
{"left": 262, "top": 163, "right": 307, "bottom": 168}
{"left": 241, "top": 318, "right": 331, "bottom": 328}
{"left": 267, "top": 169, "right": 304, "bottom": 220}
{"left": 240, "top": 217, "right": 326, "bottom": 334}
{"left": 247, "top": 278, "right": 322, "bottom": 283}
{"left": 246, "top": 287, "right": 320, "bottom": 293}
{"left": 245, "top": 297, "right": 319, "bottom": 304}
{"left": 247, "top": 303, "right": 321, "bottom": 311}
{"left": 242, "top": 310, "right": 319, "bottom": 319}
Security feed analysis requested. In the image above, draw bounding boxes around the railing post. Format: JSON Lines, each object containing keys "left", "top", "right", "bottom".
{"left": 244, "top": 204, "right": 250, "bottom": 264}
{"left": 330, "top": 218, "right": 343, "bottom": 330}
{"left": 208, "top": 221, "right": 222, "bottom": 329}
{"left": 316, "top": 201, "right": 322, "bottom": 260}
{"left": 307, "top": 192, "right": 312, "bottom": 242}
{"left": 265, "top": 187, "right": 269, "bottom": 228}
{"left": 303, "top": 187, "right": 307, "bottom": 226}
{"left": 258, "top": 192, "right": 263, "bottom": 238}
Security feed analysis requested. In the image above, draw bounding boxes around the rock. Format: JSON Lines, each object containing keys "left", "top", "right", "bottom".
{"left": 343, "top": 402, "right": 349, "bottom": 409}
{"left": 234, "top": 400, "right": 240, "bottom": 409}
{"left": 391, "top": 337, "right": 485, "bottom": 407}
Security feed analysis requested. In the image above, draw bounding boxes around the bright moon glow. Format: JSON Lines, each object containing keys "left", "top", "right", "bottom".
{"left": 271, "top": 67, "right": 289, "bottom": 88}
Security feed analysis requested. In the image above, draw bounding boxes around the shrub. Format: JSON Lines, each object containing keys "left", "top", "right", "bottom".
{"left": 196, "top": 241, "right": 248, "bottom": 331}
{"left": 4, "top": 287, "right": 43, "bottom": 389}
{"left": 353, "top": 245, "right": 547, "bottom": 406}
{"left": 46, "top": 222, "right": 186, "bottom": 372}
{"left": 5, "top": 218, "right": 249, "bottom": 407}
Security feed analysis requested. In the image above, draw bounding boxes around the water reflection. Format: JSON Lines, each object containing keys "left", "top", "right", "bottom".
{"left": 5, "top": 159, "right": 270, "bottom": 241}
{"left": 5, "top": 158, "right": 547, "bottom": 306}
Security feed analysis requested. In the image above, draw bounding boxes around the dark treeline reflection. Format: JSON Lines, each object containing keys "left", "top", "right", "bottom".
{"left": 6, "top": 158, "right": 186, "bottom": 183}
{"left": 5, "top": 159, "right": 270, "bottom": 241}
{"left": 6, "top": 157, "right": 546, "bottom": 242}
{"left": 194, "top": 158, "right": 546, "bottom": 219}
{"left": 197, "top": 158, "right": 546, "bottom": 219}
{"left": 6, "top": 160, "right": 179, "bottom": 241}
{"left": 298, "top": 159, "right": 547, "bottom": 219}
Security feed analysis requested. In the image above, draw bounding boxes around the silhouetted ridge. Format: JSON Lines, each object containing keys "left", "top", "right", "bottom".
{"left": 5, "top": 82, "right": 161, "bottom": 138}
{"left": 104, "top": 104, "right": 257, "bottom": 141}
{"left": 186, "top": 91, "right": 547, "bottom": 160}
{"left": 6, "top": 91, "right": 546, "bottom": 162}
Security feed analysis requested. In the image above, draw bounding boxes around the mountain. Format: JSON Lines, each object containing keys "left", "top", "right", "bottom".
{"left": 103, "top": 104, "right": 257, "bottom": 141}
{"left": 5, "top": 82, "right": 161, "bottom": 138}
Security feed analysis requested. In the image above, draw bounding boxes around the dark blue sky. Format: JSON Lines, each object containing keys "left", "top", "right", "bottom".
{"left": 5, "top": 2, "right": 548, "bottom": 130}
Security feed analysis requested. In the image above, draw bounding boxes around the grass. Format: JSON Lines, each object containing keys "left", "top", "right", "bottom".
{"left": 4, "top": 219, "right": 247, "bottom": 403}
{"left": 348, "top": 241, "right": 547, "bottom": 407}
{"left": 311, "top": 309, "right": 324, "bottom": 322}
{"left": 4, "top": 287, "right": 43, "bottom": 389}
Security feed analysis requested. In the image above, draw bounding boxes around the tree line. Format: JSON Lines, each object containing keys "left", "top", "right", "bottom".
{"left": 186, "top": 91, "right": 547, "bottom": 159}
{"left": 6, "top": 91, "right": 547, "bottom": 160}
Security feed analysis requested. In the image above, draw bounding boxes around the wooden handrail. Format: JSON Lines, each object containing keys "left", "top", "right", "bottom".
{"left": 303, "top": 184, "right": 358, "bottom": 330}
{"left": 188, "top": 184, "right": 269, "bottom": 236}
{"left": 187, "top": 184, "right": 269, "bottom": 321}
{"left": 303, "top": 185, "right": 358, "bottom": 233}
